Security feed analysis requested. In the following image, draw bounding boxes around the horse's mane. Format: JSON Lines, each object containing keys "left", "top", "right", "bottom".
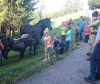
{"left": 35, "top": 19, "right": 45, "bottom": 29}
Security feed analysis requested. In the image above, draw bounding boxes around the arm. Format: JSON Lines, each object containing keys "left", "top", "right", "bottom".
{"left": 0, "top": 40, "right": 4, "bottom": 50}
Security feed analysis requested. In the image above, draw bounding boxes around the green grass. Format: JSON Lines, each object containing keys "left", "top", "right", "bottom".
{"left": 0, "top": 13, "right": 90, "bottom": 84}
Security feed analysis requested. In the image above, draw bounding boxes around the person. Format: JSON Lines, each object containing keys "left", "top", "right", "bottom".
{"left": 74, "top": 22, "right": 80, "bottom": 43}
{"left": 84, "top": 12, "right": 100, "bottom": 83}
{"left": 66, "top": 26, "right": 71, "bottom": 51}
{"left": 87, "top": 11, "right": 99, "bottom": 57}
{"left": 65, "top": 18, "right": 73, "bottom": 31}
{"left": 0, "top": 40, "right": 4, "bottom": 66}
{"left": 84, "top": 27, "right": 90, "bottom": 43}
{"left": 78, "top": 16, "right": 85, "bottom": 40}
{"left": 80, "top": 16, "right": 85, "bottom": 21}
{"left": 52, "top": 34, "right": 59, "bottom": 58}
{"left": 60, "top": 22, "right": 66, "bottom": 45}
{"left": 43, "top": 30, "right": 52, "bottom": 62}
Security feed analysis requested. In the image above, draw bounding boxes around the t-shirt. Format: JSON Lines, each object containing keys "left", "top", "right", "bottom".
{"left": 44, "top": 36, "right": 51, "bottom": 48}
{"left": 95, "top": 25, "right": 100, "bottom": 43}
{"left": 78, "top": 19, "right": 84, "bottom": 32}
{"left": 60, "top": 27, "right": 66, "bottom": 35}
{"left": 54, "top": 39, "right": 59, "bottom": 48}
{"left": 91, "top": 20, "right": 100, "bottom": 32}
{"left": 85, "top": 27, "right": 90, "bottom": 35}
{"left": 66, "top": 30, "right": 71, "bottom": 41}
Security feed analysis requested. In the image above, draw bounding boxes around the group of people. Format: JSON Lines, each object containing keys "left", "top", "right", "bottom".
{"left": 84, "top": 11, "right": 100, "bottom": 83}
{"left": 42, "top": 16, "right": 85, "bottom": 62}
{"left": 43, "top": 18, "right": 73, "bottom": 62}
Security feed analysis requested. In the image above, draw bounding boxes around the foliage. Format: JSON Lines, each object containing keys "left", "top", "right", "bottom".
{"left": 88, "top": 0, "right": 100, "bottom": 9}
{"left": 0, "top": 0, "right": 37, "bottom": 36}
{"left": 43, "top": 0, "right": 79, "bottom": 19}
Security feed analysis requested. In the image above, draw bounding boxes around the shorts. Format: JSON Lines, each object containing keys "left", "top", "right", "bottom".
{"left": 88, "top": 34, "right": 96, "bottom": 46}
{"left": 45, "top": 47, "right": 50, "bottom": 53}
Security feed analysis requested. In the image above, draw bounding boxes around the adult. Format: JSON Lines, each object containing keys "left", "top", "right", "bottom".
{"left": 65, "top": 18, "right": 73, "bottom": 30}
{"left": 87, "top": 11, "right": 99, "bottom": 57}
{"left": 80, "top": 16, "right": 85, "bottom": 21}
{"left": 84, "top": 12, "right": 100, "bottom": 83}
{"left": 78, "top": 16, "right": 85, "bottom": 40}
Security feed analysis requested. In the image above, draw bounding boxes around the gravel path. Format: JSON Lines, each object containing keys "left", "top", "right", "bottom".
{"left": 16, "top": 43, "right": 100, "bottom": 84}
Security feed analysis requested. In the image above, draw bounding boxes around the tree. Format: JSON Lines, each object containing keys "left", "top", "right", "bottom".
{"left": 0, "top": 0, "right": 37, "bottom": 37}
{"left": 88, "top": 0, "right": 100, "bottom": 9}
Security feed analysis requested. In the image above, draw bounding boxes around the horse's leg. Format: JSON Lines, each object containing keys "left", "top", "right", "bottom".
{"left": 4, "top": 49, "right": 10, "bottom": 59}
{"left": 20, "top": 49, "right": 25, "bottom": 59}
{"left": 34, "top": 46, "right": 36, "bottom": 55}
{"left": 29, "top": 46, "right": 32, "bottom": 56}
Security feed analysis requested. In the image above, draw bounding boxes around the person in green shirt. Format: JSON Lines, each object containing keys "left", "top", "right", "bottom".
{"left": 60, "top": 22, "right": 66, "bottom": 45}
{"left": 87, "top": 11, "right": 100, "bottom": 59}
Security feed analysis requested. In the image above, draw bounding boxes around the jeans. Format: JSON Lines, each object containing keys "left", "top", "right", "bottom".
{"left": 61, "top": 35, "right": 66, "bottom": 45}
{"left": 79, "top": 32, "right": 83, "bottom": 40}
{"left": 54, "top": 47, "right": 57, "bottom": 56}
{"left": 84, "top": 35, "right": 89, "bottom": 43}
{"left": 75, "top": 32, "right": 79, "bottom": 42}
{"left": 66, "top": 41, "right": 70, "bottom": 50}
{"left": 89, "top": 43, "right": 100, "bottom": 79}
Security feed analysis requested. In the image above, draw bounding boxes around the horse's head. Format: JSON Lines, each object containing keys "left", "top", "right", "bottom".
{"left": 44, "top": 18, "right": 52, "bottom": 30}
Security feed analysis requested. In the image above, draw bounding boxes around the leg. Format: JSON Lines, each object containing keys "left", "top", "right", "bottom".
{"left": 89, "top": 45, "right": 99, "bottom": 79}
{"left": 20, "top": 49, "right": 25, "bottom": 59}
{"left": 53, "top": 47, "right": 57, "bottom": 57}
{"left": 96, "top": 44, "right": 100, "bottom": 79}
{"left": 33, "top": 46, "right": 36, "bottom": 55}
{"left": 66, "top": 41, "right": 70, "bottom": 50}
{"left": 4, "top": 49, "right": 10, "bottom": 59}
{"left": 0, "top": 54, "right": 2, "bottom": 66}
{"left": 29, "top": 46, "right": 32, "bottom": 56}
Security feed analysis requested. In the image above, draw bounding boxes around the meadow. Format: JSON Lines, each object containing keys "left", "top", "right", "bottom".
{"left": 0, "top": 12, "right": 90, "bottom": 84}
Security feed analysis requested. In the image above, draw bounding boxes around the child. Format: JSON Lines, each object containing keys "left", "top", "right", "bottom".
{"left": 60, "top": 22, "right": 66, "bottom": 45}
{"left": 43, "top": 30, "right": 52, "bottom": 62}
{"left": 74, "top": 22, "right": 80, "bottom": 43}
{"left": 66, "top": 26, "right": 71, "bottom": 51}
{"left": 53, "top": 34, "right": 59, "bottom": 58}
{"left": 84, "top": 27, "right": 90, "bottom": 43}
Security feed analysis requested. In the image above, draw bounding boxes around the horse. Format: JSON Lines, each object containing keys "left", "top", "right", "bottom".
{"left": 20, "top": 34, "right": 39, "bottom": 56}
{"left": 0, "top": 37, "right": 15, "bottom": 66}
{"left": 2, "top": 37, "right": 36, "bottom": 60}
{"left": 20, "top": 18, "right": 52, "bottom": 43}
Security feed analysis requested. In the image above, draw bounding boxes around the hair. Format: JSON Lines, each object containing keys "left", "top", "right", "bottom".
{"left": 67, "top": 26, "right": 71, "bottom": 30}
{"left": 54, "top": 34, "right": 59, "bottom": 39}
{"left": 44, "top": 30, "right": 48, "bottom": 36}
{"left": 92, "top": 11, "right": 98, "bottom": 17}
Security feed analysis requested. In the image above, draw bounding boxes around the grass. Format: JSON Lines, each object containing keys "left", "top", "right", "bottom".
{"left": 0, "top": 12, "right": 90, "bottom": 84}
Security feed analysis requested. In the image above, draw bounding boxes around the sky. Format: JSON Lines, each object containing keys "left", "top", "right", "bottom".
{"left": 42, "top": 0, "right": 66, "bottom": 14}
{"left": 37, "top": 0, "right": 89, "bottom": 14}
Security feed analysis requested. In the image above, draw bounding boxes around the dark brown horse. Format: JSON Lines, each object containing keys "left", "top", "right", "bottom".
{"left": 20, "top": 18, "right": 52, "bottom": 44}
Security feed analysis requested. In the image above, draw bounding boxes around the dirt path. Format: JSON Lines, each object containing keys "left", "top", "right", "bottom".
{"left": 16, "top": 43, "right": 100, "bottom": 84}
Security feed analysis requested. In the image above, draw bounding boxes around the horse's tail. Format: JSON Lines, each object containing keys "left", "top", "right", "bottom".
{"left": 20, "top": 24, "right": 26, "bottom": 35}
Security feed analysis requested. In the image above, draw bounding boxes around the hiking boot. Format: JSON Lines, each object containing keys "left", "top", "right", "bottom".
{"left": 84, "top": 76, "right": 96, "bottom": 83}
{"left": 86, "top": 52, "right": 91, "bottom": 56}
